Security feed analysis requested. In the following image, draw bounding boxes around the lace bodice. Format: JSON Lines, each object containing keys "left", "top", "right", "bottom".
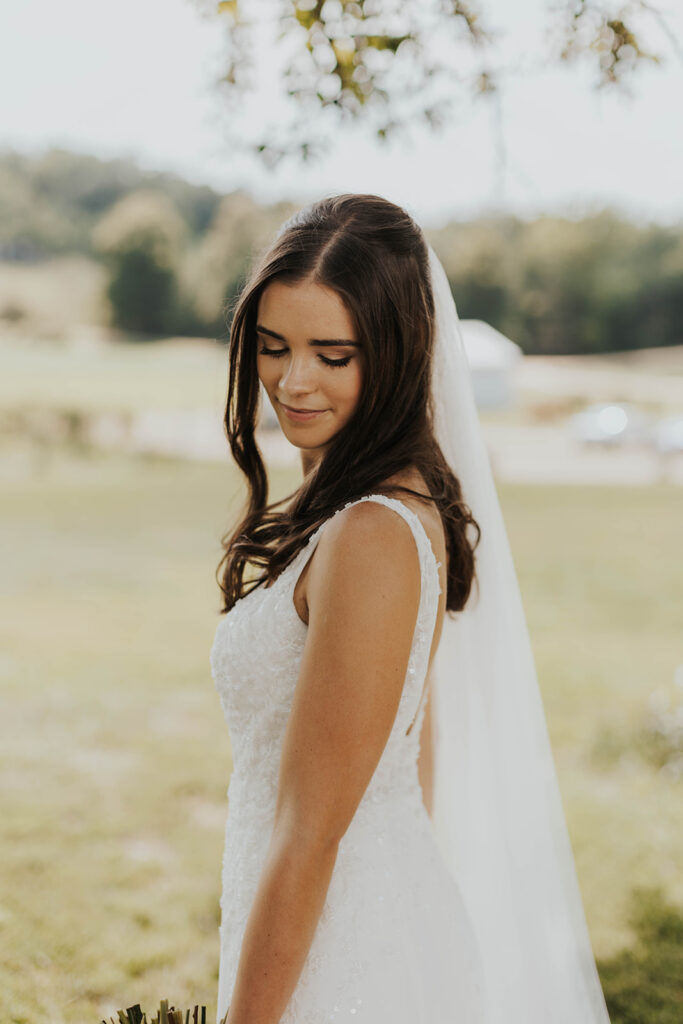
{"left": 210, "top": 494, "right": 462, "bottom": 1024}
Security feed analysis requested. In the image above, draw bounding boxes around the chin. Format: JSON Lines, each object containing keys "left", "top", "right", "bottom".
{"left": 276, "top": 415, "right": 343, "bottom": 451}
{"left": 280, "top": 427, "right": 335, "bottom": 450}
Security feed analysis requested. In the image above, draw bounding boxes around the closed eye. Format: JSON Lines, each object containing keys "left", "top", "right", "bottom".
{"left": 320, "top": 354, "right": 352, "bottom": 368}
{"left": 258, "top": 345, "right": 352, "bottom": 369}
{"left": 258, "top": 345, "right": 287, "bottom": 358}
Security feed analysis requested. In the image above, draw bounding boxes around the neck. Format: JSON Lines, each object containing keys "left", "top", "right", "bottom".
{"left": 300, "top": 448, "right": 324, "bottom": 477}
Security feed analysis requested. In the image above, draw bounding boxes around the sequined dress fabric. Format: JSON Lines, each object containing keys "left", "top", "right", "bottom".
{"left": 210, "top": 495, "right": 488, "bottom": 1024}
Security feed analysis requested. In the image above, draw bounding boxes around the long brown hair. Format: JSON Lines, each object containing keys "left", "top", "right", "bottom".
{"left": 216, "top": 193, "right": 480, "bottom": 614}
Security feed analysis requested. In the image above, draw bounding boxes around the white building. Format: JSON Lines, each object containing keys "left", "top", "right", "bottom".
{"left": 459, "top": 319, "right": 522, "bottom": 411}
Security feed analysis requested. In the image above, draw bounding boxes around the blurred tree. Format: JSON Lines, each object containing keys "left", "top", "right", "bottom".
{"left": 0, "top": 149, "right": 223, "bottom": 260}
{"left": 184, "top": 190, "right": 298, "bottom": 336}
{"left": 428, "top": 210, "right": 683, "bottom": 354}
{"left": 2, "top": 148, "right": 680, "bottom": 350}
{"left": 0, "top": 151, "right": 81, "bottom": 258}
{"left": 92, "top": 190, "right": 188, "bottom": 336}
{"left": 194, "top": 0, "right": 679, "bottom": 166}
{"left": 28, "top": 148, "right": 224, "bottom": 235}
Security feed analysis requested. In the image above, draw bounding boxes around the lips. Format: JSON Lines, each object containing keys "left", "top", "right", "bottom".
{"left": 281, "top": 402, "right": 325, "bottom": 413}
{"left": 277, "top": 400, "right": 330, "bottom": 424}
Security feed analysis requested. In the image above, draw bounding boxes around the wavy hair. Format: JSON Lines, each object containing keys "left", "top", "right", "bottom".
{"left": 216, "top": 193, "right": 480, "bottom": 614}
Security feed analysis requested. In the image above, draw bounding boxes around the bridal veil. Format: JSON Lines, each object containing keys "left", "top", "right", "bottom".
{"left": 426, "top": 245, "right": 612, "bottom": 1024}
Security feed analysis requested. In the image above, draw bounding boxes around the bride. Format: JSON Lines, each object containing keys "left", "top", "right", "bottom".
{"left": 210, "top": 193, "right": 612, "bottom": 1024}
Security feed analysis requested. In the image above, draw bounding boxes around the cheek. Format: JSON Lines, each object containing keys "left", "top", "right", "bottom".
{"left": 257, "top": 356, "right": 277, "bottom": 391}
{"left": 326, "top": 364, "right": 363, "bottom": 416}
{"left": 343, "top": 364, "right": 363, "bottom": 407}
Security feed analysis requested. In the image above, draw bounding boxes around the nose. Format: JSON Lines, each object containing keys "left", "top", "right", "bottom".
{"left": 279, "top": 353, "right": 317, "bottom": 395}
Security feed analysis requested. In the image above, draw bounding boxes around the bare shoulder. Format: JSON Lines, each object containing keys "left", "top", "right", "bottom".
{"left": 293, "top": 468, "right": 446, "bottom": 626}
{"left": 373, "top": 468, "right": 447, "bottom": 665}
{"left": 311, "top": 497, "right": 422, "bottom": 596}
{"left": 293, "top": 496, "right": 424, "bottom": 626}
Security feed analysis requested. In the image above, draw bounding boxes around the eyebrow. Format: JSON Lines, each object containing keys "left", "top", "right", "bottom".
{"left": 256, "top": 324, "right": 361, "bottom": 348}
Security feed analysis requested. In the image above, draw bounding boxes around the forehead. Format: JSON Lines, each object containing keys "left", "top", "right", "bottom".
{"left": 257, "top": 278, "right": 356, "bottom": 337}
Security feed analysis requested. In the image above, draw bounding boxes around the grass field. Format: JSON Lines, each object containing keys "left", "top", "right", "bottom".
{"left": 1, "top": 449, "right": 682, "bottom": 1022}
{"left": 0, "top": 333, "right": 230, "bottom": 414}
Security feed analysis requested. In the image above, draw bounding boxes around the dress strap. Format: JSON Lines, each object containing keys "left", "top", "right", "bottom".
{"left": 293, "top": 494, "right": 442, "bottom": 599}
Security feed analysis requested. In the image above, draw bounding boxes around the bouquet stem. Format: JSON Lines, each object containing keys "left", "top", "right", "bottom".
{"left": 100, "top": 999, "right": 209, "bottom": 1024}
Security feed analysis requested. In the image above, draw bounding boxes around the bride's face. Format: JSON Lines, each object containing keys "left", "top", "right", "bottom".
{"left": 256, "top": 277, "right": 364, "bottom": 454}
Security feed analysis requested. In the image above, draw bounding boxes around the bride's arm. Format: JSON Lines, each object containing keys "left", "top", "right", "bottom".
{"left": 224, "top": 501, "right": 421, "bottom": 1024}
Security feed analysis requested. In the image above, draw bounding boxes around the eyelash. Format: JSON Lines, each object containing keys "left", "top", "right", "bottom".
{"left": 258, "top": 345, "right": 352, "bottom": 368}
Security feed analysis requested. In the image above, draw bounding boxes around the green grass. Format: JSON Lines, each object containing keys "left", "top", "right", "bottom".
{"left": 502, "top": 484, "right": 683, "bottom": 957}
{"left": 1, "top": 450, "right": 681, "bottom": 1021}
{"left": 598, "top": 886, "right": 683, "bottom": 1024}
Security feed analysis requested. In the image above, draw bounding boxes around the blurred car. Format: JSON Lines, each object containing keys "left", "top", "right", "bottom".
{"left": 654, "top": 414, "right": 683, "bottom": 455}
{"left": 569, "top": 402, "right": 653, "bottom": 446}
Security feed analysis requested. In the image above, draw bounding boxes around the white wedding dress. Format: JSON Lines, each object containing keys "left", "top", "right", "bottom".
{"left": 210, "top": 494, "right": 489, "bottom": 1024}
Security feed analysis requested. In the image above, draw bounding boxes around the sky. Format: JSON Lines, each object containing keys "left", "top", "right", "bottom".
{"left": 1, "top": 0, "right": 682, "bottom": 228}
